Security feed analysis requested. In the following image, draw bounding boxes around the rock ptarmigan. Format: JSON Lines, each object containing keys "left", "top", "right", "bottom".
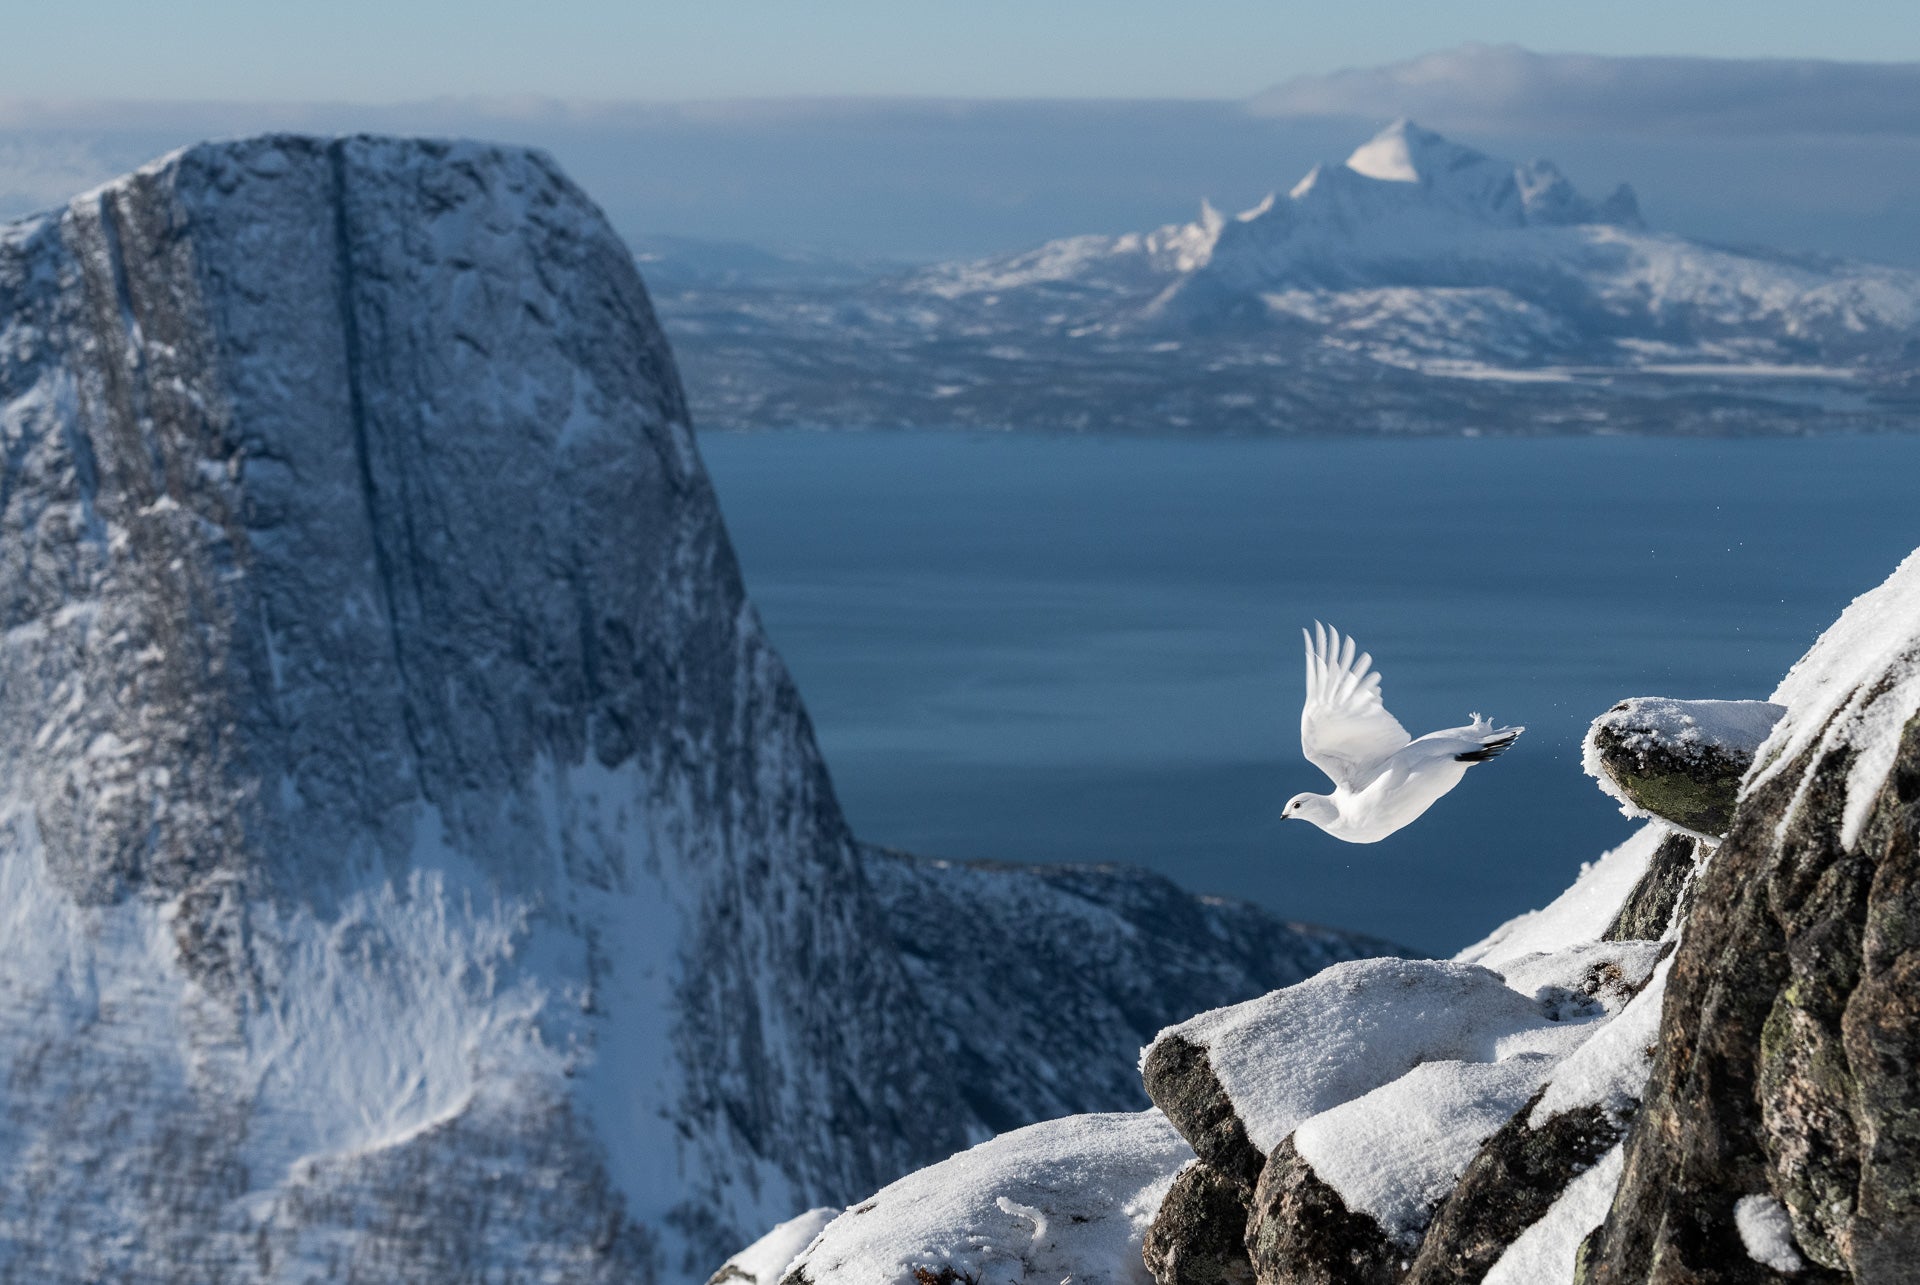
{"left": 1285, "top": 623, "right": 1523, "bottom": 843}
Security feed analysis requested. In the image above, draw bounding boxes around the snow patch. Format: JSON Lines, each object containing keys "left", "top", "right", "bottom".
{"left": 710, "top": 1206, "right": 838, "bottom": 1285}
{"left": 787, "top": 1111, "right": 1189, "bottom": 1285}
{"left": 1751, "top": 546, "right": 1920, "bottom": 849}
{"left": 1481, "top": 1142, "right": 1626, "bottom": 1285}
{"left": 1529, "top": 954, "right": 1672, "bottom": 1128}
{"left": 1294, "top": 1055, "right": 1559, "bottom": 1242}
{"left": 1735, "top": 1193, "right": 1806, "bottom": 1274}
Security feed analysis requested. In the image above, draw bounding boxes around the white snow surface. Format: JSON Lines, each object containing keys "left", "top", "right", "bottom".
{"left": 1751, "top": 545, "right": 1920, "bottom": 849}
{"left": 1495, "top": 939, "right": 1667, "bottom": 1018}
{"left": 786, "top": 1112, "right": 1191, "bottom": 1285}
{"left": 1581, "top": 698, "right": 1785, "bottom": 827}
{"left": 1735, "top": 1193, "right": 1807, "bottom": 1274}
{"left": 1153, "top": 957, "right": 1581, "bottom": 1156}
{"left": 1529, "top": 954, "right": 1673, "bottom": 1128}
{"left": 1481, "top": 1142, "right": 1626, "bottom": 1285}
{"left": 1294, "top": 1054, "right": 1560, "bottom": 1242}
{"left": 711, "top": 1207, "right": 839, "bottom": 1285}
{"left": 1455, "top": 824, "right": 1666, "bottom": 969}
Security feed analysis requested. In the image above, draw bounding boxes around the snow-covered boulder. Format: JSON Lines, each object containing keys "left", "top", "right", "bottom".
{"left": 1141, "top": 959, "right": 1586, "bottom": 1183}
{"left": 1125, "top": 818, "right": 1681, "bottom": 1285}
{"left": 1583, "top": 697, "right": 1785, "bottom": 838}
{"left": 781, "top": 1112, "right": 1191, "bottom": 1285}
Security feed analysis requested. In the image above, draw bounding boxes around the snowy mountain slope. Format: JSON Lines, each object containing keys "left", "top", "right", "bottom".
{"left": 0, "top": 135, "right": 1396, "bottom": 1284}
{"left": 651, "top": 121, "right": 1920, "bottom": 434}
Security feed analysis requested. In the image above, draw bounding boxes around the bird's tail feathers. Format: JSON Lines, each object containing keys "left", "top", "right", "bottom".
{"left": 1456, "top": 722, "right": 1524, "bottom": 763}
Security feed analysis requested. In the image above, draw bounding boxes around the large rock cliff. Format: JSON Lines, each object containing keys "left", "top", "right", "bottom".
{"left": 0, "top": 136, "right": 1391, "bottom": 1283}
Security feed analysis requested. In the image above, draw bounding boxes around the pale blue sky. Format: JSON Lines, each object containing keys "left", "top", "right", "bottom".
{"left": 8, "top": 0, "right": 1917, "bottom": 101}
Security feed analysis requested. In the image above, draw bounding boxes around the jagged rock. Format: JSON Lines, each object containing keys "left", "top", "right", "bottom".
{"left": 1143, "top": 1162, "right": 1255, "bottom": 1285}
{"left": 1245, "top": 1138, "right": 1402, "bottom": 1285}
{"left": 1601, "top": 832, "right": 1703, "bottom": 942}
{"left": 1583, "top": 698, "right": 1784, "bottom": 837}
{"left": 1404, "top": 1093, "right": 1622, "bottom": 1285}
{"left": 1583, "top": 552, "right": 1920, "bottom": 1283}
{"left": 1142, "top": 959, "right": 1571, "bottom": 1187}
{"left": 1142, "top": 1034, "right": 1270, "bottom": 1189}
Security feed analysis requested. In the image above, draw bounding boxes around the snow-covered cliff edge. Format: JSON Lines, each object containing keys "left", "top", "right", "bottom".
{"left": 0, "top": 135, "right": 1393, "bottom": 1283}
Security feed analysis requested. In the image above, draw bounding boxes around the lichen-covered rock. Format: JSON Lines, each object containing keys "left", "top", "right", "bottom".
{"left": 1403, "top": 1093, "right": 1622, "bottom": 1285}
{"left": 1141, "top": 1035, "right": 1270, "bottom": 1189}
{"left": 1583, "top": 698, "right": 1784, "bottom": 837}
{"left": 1601, "top": 832, "right": 1703, "bottom": 942}
{"left": 1245, "top": 1138, "right": 1403, "bottom": 1285}
{"left": 1583, "top": 552, "right": 1920, "bottom": 1283}
{"left": 1143, "top": 1163, "right": 1255, "bottom": 1285}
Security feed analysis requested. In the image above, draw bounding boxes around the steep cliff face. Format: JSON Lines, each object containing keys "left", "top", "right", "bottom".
{"left": 0, "top": 135, "right": 1394, "bottom": 1283}
{"left": 0, "top": 131, "right": 953, "bottom": 1283}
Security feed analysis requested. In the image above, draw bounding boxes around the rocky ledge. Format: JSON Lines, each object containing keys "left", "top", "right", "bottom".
{"left": 1584, "top": 698, "right": 1785, "bottom": 838}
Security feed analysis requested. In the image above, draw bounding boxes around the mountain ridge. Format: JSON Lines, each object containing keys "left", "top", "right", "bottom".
{"left": 650, "top": 119, "right": 1920, "bottom": 435}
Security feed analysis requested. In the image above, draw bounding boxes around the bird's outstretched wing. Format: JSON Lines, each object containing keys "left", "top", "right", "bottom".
{"left": 1301, "top": 622, "right": 1412, "bottom": 791}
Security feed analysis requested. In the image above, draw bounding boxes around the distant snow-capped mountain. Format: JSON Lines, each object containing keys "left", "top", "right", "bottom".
{"left": 915, "top": 118, "right": 1915, "bottom": 353}
{"left": 651, "top": 120, "right": 1920, "bottom": 435}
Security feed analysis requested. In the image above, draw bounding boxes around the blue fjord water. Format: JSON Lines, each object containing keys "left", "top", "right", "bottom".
{"left": 700, "top": 431, "right": 1920, "bottom": 954}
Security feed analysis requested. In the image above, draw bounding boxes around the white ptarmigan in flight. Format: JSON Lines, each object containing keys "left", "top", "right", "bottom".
{"left": 1284, "top": 623, "right": 1523, "bottom": 843}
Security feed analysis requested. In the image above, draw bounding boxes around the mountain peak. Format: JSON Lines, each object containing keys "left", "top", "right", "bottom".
{"left": 1342, "top": 118, "right": 1486, "bottom": 185}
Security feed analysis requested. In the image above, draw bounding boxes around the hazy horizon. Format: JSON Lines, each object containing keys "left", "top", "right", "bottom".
{"left": 6, "top": 49, "right": 1920, "bottom": 268}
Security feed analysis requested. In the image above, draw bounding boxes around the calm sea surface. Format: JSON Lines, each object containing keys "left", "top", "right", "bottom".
{"left": 699, "top": 431, "right": 1920, "bottom": 954}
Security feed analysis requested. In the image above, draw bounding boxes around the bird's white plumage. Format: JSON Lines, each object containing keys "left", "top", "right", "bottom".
{"left": 1302, "top": 621, "right": 1412, "bottom": 791}
{"left": 1288, "top": 624, "right": 1523, "bottom": 843}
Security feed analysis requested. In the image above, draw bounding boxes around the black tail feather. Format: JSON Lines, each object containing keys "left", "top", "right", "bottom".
{"left": 1456, "top": 732, "right": 1521, "bottom": 763}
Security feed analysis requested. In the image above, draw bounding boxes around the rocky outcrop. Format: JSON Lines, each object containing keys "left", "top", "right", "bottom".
{"left": 1133, "top": 945, "right": 1667, "bottom": 1285}
{"left": 1602, "top": 832, "right": 1702, "bottom": 942}
{"left": 1581, "top": 554, "right": 1920, "bottom": 1283}
{"left": 1584, "top": 698, "right": 1784, "bottom": 837}
{"left": 1403, "top": 1095, "right": 1622, "bottom": 1285}
{"left": 1143, "top": 1163, "right": 1256, "bottom": 1285}
{"left": 1246, "top": 1139, "right": 1401, "bottom": 1285}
